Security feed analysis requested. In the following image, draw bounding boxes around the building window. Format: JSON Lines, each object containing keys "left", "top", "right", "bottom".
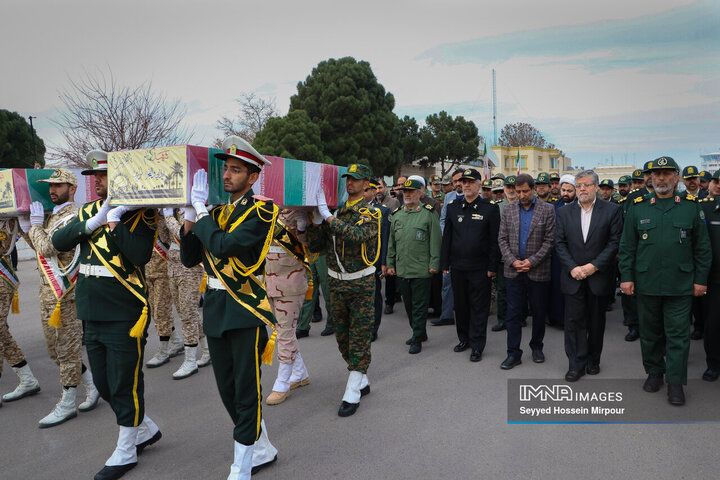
{"left": 537, "top": 156, "right": 542, "bottom": 170}
{"left": 517, "top": 156, "right": 527, "bottom": 169}
{"left": 505, "top": 156, "right": 510, "bottom": 168}
{"left": 550, "top": 157, "right": 559, "bottom": 169}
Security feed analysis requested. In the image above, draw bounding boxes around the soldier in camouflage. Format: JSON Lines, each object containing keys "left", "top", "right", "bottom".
{"left": 18, "top": 168, "right": 100, "bottom": 427}
{"left": 0, "top": 218, "right": 41, "bottom": 407}
{"left": 306, "top": 163, "right": 380, "bottom": 417}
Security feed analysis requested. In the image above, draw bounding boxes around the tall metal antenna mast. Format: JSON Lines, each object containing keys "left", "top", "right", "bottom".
{"left": 492, "top": 69, "right": 497, "bottom": 146}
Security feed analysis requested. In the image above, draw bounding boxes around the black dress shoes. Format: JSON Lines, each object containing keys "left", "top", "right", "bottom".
{"left": 320, "top": 327, "right": 334, "bottom": 336}
{"left": 702, "top": 368, "right": 719, "bottom": 382}
{"left": 94, "top": 463, "right": 137, "bottom": 480}
{"left": 491, "top": 323, "right": 506, "bottom": 332}
{"left": 501, "top": 356, "right": 522, "bottom": 369}
{"left": 691, "top": 329, "right": 703, "bottom": 340}
{"left": 453, "top": 342, "right": 469, "bottom": 352}
{"left": 431, "top": 318, "right": 454, "bottom": 326}
{"left": 532, "top": 350, "right": 545, "bottom": 363}
{"left": 409, "top": 342, "right": 422, "bottom": 354}
{"left": 338, "top": 401, "right": 359, "bottom": 417}
{"left": 470, "top": 349, "right": 482, "bottom": 362}
{"left": 667, "top": 384, "right": 685, "bottom": 406}
{"left": 406, "top": 333, "right": 428, "bottom": 345}
{"left": 251, "top": 455, "right": 278, "bottom": 474}
{"left": 643, "top": 373, "right": 664, "bottom": 392}
{"left": 625, "top": 328, "right": 639, "bottom": 342}
{"left": 565, "top": 370, "right": 585, "bottom": 382}
{"left": 361, "top": 385, "right": 370, "bottom": 397}
{"left": 136, "top": 430, "right": 162, "bottom": 455}
{"left": 296, "top": 329, "right": 309, "bottom": 338}
{"left": 586, "top": 364, "right": 600, "bottom": 375}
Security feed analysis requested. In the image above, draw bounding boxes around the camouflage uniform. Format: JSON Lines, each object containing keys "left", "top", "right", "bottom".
{"left": 265, "top": 210, "right": 308, "bottom": 364}
{"left": 147, "top": 214, "right": 174, "bottom": 337}
{"left": 307, "top": 198, "right": 379, "bottom": 374}
{"left": 164, "top": 210, "right": 205, "bottom": 345}
{"left": 0, "top": 219, "right": 25, "bottom": 375}
{"left": 24, "top": 202, "right": 83, "bottom": 386}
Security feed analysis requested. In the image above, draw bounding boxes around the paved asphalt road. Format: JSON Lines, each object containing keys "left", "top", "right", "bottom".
{"left": 1, "top": 260, "right": 717, "bottom": 480}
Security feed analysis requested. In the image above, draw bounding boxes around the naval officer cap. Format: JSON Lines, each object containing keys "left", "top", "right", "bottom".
{"left": 460, "top": 168, "right": 482, "bottom": 181}
{"left": 81, "top": 150, "right": 108, "bottom": 175}
{"left": 215, "top": 135, "right": 271, "bottom": 170}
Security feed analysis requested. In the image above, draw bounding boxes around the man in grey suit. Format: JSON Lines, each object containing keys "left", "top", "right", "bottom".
{"left": 498, "top": 174, "right": 556, "bottom": 369}
{"left": 555, "top": 170, "right": 623, "bottom": 381}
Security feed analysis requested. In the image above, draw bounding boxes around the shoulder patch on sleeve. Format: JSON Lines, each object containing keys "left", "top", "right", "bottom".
{"left": 424, "top": 203, "right": 434, "bottom": 211}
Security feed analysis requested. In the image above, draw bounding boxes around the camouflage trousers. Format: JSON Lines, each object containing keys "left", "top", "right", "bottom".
{"left": 269, "top": 294, "right": 303, "bottom": 364}
{"left": 40, "top": 285, "right": 83, "bottom": 386}
{"left": 329, "top": 275, "right": 375, "bottom": 374}
{"left": 169, "top": 273, "right": 205, "bottom": 345}
{"left": 0, "top": 282, "right": 25, "bottom": 376}
{"left": 148, "top": 275, "right": 173, "bottom": 337}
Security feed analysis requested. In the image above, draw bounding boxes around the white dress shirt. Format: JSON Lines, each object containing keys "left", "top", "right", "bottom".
{"left": 580, "top": 198, "right": 596, "bottom": 242}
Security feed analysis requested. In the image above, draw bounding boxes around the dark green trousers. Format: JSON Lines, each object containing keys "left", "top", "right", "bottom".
{"left": 621, "top": 293, "right": 639, "bottom": 328}
{"left": 637, "top": 295, "right": 692, "bottom": 384}
{"left": 496, "top": 264, "right": 507, "bottom": 324}
{"left": 207, "top": 326, "right": 268, "bottom": 445}
{"left": 297, "top": 254, "right": 332, "bottom": 331}
{"left": 84, "top": 320, "right": 147, "bottom": 427}
{"left": 398, "top": 277, "right": 431, "bottom": 342}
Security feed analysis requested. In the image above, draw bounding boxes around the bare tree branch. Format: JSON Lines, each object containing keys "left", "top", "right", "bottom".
{"left": 49, "top": 68, "right": 193, "bottom": 168}
{"left": 216, "top": 92, "right": 278, "bottom": 144}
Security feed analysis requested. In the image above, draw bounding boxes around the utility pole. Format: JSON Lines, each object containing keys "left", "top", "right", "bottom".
{"left": 28, "top": 116, "right": 38, "bottom": 166}
{"left": 492, "top": 69, "right": 497, "bottom": 146}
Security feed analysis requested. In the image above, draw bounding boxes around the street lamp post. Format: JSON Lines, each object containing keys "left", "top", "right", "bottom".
{"left": 28, "top": 115, "right": 38, "bottom": 166}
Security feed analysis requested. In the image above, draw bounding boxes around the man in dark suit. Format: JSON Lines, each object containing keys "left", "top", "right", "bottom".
{"left": 555, "top": 170, "right": 623, "bottom": 382}
{"left": 440, "top": 168, "right": 500, "bottom": 362}
{"left": 498, "top": 174, "right": 555, "bottom": 369}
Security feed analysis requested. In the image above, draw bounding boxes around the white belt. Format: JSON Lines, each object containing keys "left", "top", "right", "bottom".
{"left": 79, "top": 263, "right": 114, "bottom": 278}
{"left": 206, "top": 276, "right": 226, "bottom": 291}
{"left": 268, "top": 245, "right": 285, "bottom": 254}
{"left": 327, "top": 265, "right": 376, "bottom": 281}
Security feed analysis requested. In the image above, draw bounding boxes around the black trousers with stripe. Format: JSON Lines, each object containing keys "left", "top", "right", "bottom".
{"left": 84, "top": 320, "right": 147, "bottom": 427}
{"left": 207, "top": 326, "right": 268, "bottom": 445}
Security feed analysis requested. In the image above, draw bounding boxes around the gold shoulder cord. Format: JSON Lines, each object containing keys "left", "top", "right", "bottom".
{"left": 358, "top": 207, "right": 382, "bottom": 266}
{"left": 225, "top": 201, "right": 279, "bottom": 277}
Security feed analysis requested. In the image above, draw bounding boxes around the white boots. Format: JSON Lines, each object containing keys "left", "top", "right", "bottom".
{"left": 172, "top": 346, "right": 198, "bottom": 379}
{"left": 79, "top": 369, "right": 100, "bottom": 411}
{"left": 2, "top": 364, "right": 41, "bottom": 401}
{"left": 266, "top": 363, "right": 292, "bottom": 405}
{"left": 135, "top": 414, "right": 162, "bottom": 455}
{"left": 197, "top": 337, "right": 212, "bottom": 367}
{"left": 251, "top": 419, "right": 278, "bottom": 474}
{"left": 338, "top": 371, "right": 370, "bottom": 417}
{"left": 228, "top": 441, "right": 254, "bottom": 480}
{"left": 289, "top": 352, "right": 310, "bottom": 390}
{"left": 168, "top": 329, "right": 184, "bottom": 357}
{"left": 94, "top": 426, "right": 139, "bottom": 480}
{"left": 38, "top": 387, "right": 78, "bottom": 428}
{"left": 146, "top": 341, "right": 170, "bottom": 368}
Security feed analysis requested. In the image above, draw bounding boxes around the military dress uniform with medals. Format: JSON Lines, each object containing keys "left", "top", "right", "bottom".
{"left": 179, "top": 136, "right": 279, "bottom": 479}
{"left": 52, "top": 150, "right": 160, "bottom": 480}
{"left": 618, "top": 157, "right": 711, "bottom": 405}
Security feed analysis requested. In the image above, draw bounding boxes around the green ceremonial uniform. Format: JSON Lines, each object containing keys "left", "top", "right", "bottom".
{"left": 386, "top": 202, "right": 441, "bottom": 342}
{"left": 52, "top": 201, "right": 156, "bottom": 427}
{"left": 618, "top": 192, "right": 711, "bottom": 384}
{"left": 180, "top": 190, "right": 278, "bottom": 445}
{"left": 306, "top": 197, "right": 379, "bottom": 374}
{"left": 617, "top": 187, "right": 649, "bottom": 330}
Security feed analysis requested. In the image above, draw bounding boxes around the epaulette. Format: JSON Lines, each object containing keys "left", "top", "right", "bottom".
{"left": 490, "top": 200, "right": 496, "bottom": 204}
{"left": 617, "top": 196, "right": 627, "bottom": 203}
{"left": 629, "top": 188, "right": 639, "bottom": 194}
{"left": 424, "top": 204, "right": 434, "bottom": 211}
{"left": 633, "top": 196, "right": 644, "bottom": 204}
{"left": 701, "top": 197, "right": 714, "bottom": 203}
{"left": 392, "top": 206, "right": 401, "bottom": 214}
{"left": 685, "top": 194, "right": 697, "bottom": 202}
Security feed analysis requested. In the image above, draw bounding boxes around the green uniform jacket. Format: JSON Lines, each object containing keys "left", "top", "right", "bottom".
{"left": 618, "top": 192, "right": 711, "bottom": 295}
{"left": 618, "top": 187, "right": 648, "bottom": 215}
{"left": 700, "top": 196, "right": 720, "bottom": 285}
{"left": 180, "top": 190, "right": 274, "bottom": 337}
{"left": 306, "top": 198, "right": 379, "bottom": 274}
{"left": 386, "top": 203, "right": 441, "bottom": 278}
{"left": 52, "top": 202, "right": 156, "bottom": 322}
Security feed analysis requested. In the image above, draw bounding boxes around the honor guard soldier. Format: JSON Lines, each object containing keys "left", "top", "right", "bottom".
{"left": 386, "top": 178, "right": 441, "bottom": 354}
{"left": 0, "top": 217, "right": 41, "bottom": 406}
{"left": 619, "top": 156, "right": 711, "bottom": 406}
{"left": 180, "top": 136, "right": 279, "bottom": 479}
{"left": 700, "top": 171, "right": 720, "bottom": 381}
{"left": 18, "top": 169, "right": 100, "bottom": 428}
{"left": 306, "top": 163, "right": 380, "bottom": 417}
{"left": 53, "top": 150, "right": 161, "bottom": 480}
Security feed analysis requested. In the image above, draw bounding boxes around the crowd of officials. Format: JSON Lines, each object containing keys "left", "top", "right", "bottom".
{"left": 0, "top": 142, "right": 718, "bottom": 480}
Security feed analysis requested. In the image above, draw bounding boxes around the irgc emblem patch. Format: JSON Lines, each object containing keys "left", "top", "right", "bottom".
{"left": 657, "top": 157, "right": 668, "bottom": 166}
{"left": 51, "top": 169, "right": 61, "bottom": 178}
{"left": 415, "top": 229, "right": 424, "bottom": 241}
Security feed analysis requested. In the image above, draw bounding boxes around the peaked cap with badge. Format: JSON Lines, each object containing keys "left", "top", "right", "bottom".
{"left": 215, "top": 135, "right": 271, "bottom": 170}
{"left": 600, "top": 179, "right": 615, "bottom": 188}
{"left": 81, "top": 150, "right": 108, "bottom": 175}
{"left": 38, "top": 168, "right": 78, "bottom": 186}
{"left": 682, "top": 165, "right": 701, "bottom": 179}
{"left": 343, "top": 164, "right": 372, "bottom": 180}
{"left": 536, "top": 172, "right": 550, "bottom": 184}
{"left": 646, "top": 156, "right": 679, "bottom": 172}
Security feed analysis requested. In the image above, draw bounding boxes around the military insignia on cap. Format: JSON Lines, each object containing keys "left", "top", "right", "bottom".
{"left": 349, "top": 165, "right": 357, "bottom": 173}
{"left": 92, "top": 158, "right": 98, "bottom": 168}
{"left": 229, "top": 144, "right": 237, "bottom": 155}
{"left": 465, "top": 169, "right": 471, "bottom": 175}
{"left": 688, "top": 167, "right": 694, "bottom": 173}
{"left": 657, "top": 158, "right": 668, "bottom": 166}
{"left": 642, "top": 232, "right": 648, "bottom": 240}
{"left": 51, "top": 169, "right": 61, "bottom": 178}
{"left": 404, "top": 180, "right": 411, "bottom": 187}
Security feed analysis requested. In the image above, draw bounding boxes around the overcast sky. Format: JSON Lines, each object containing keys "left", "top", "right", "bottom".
{"left": 2, "top": 0, "right": 718, "bottom": 169}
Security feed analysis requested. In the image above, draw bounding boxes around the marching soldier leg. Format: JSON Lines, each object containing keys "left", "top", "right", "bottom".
{"left": 662, "top": 295, "right": 692, "bottom": 385}
{"left": 83, "top": 321, "right": 111, "bottom": 403}
{"left": 346, "top": 275, "right": 375, "bottom": 374}
{"left": 267, "top": 295, "right": 303, "bottom": 405}
{"left": 330, "top": 279, "right": 351, "bottom": 366}
{"left": 1, "top": 284, "right": 40, "bottom": 402}
{"left": 171, "top": 275, "right": 202, "bottom": 379}
{"left": 637, "top": 295, "right": 667, "bottom": 377}
{"left": 296, "top": 262, "right": 319, "bottom": 334}
{"left": 317, "top": 254, "right": 334, "bottom": 333}
{"left": 496, "top": 266, "right": 507, "bottom": 327}
{"left": 410, "top": 278, "right": 431, "bottom": 345}
{"left": 397, "top": 277, "right": 414, "bottom": 333}
{"left": 704, "top": 283, "right": 720, "bottom": 379}
{"left": 146, "top": 276, "right": 175, "bottom": 367}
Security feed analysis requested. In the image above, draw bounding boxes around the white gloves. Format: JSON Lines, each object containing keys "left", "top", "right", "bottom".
{"left": 191, "top": 169, "right": 209, "bottom": 217}
{"left": 85, "top": 197, "right": 114, "bottom": 232}
{"left": 30, "top": 201, "right": 45, "bottom": 226}
{"left": 18, "top": 214, "right": 31, "bottom": 233}
{"left": 183, "top": 206, "right": 197, "bottom": 223}
{"left": 107, "top": 205, "right": 141, "bottom": 223}
{"left": 316, "top": 187, "right": 332, "bottom": 220}
{"left": 296, "top": 211, "right": 308, "bottom": 231}
{"left": 162, "top": 208, "right": 174, "bottom": 218}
